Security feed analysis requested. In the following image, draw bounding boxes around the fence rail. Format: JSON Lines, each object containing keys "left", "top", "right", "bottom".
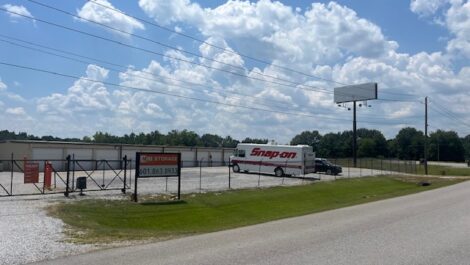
{"left": 0, "top": 156, "right": 423, "bottom": 198}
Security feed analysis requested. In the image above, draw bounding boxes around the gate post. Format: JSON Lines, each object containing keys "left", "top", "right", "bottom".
{"left": 64, "top": 155, "right": 71, "bottom": 197}
{"left": 122, "top": 155, "right": 127, "bottom": 194}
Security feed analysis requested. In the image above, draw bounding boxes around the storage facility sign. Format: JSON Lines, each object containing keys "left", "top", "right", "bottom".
{"left": 24, "top": 162, "right": 39, "bottom": 184}
{"left": 136, "top": 153, "right": 180, "bottom": 178}
{"left": 134, "top": 152, "right": 182, "bottom": 202}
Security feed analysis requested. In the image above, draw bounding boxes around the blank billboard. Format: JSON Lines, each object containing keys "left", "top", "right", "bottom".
{"left": 334, "top": 83, "right": 378, "bottom": 103}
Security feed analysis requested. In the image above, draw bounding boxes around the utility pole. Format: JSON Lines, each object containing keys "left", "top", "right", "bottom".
{"left": 353, "top": 101, "right": 357, "bottom": 167}
{"left": 424, "top": 96, "right": 428, "bottom": 175}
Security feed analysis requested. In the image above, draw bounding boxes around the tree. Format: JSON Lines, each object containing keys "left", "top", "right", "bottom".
{"left": 356, "top": 128, "right": 388, "bottom": 157}
{"left": 428, "top": 130, "right": 464, "bottom": 162}
{"left": 201, "top": 134, "right": 224, "bottom": 147}
{"left": 462, "top": 135, "right": 470, "bottom": 160}
{"left": 395, "top": 127, "right": 424, "bottom": 160}
{"left": 358, "top": 138, "right": 375, "bottom": 158}
{"left": 222, "top": 136, "right": 239, "bottom": 148}
{"left": 241, "top": 137, "right": 268, "bottom": 144}
{"left": 290, "top": 130, "right": 322, "bottom": 151}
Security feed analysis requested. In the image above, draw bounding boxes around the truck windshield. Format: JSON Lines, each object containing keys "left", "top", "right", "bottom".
{"left": 234, "top": 149, "right": 246, "bottom": 157}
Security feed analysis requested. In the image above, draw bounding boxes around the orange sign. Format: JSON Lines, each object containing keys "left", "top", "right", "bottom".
{"left": 24, "top": 162, "right": 39, "bottom": 184}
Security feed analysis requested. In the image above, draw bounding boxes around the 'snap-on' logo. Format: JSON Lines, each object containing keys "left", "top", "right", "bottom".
{"left": 250, "top": 148, "right": 297, "bottom": 159}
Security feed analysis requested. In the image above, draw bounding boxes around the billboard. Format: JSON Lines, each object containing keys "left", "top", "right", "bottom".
{"left": 334, "top": 82, "right": 378, "bottom": 103}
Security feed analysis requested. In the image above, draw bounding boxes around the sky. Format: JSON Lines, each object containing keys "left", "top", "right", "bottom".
{"left": 0, "top": 0, "right": 469, "bottom": 143}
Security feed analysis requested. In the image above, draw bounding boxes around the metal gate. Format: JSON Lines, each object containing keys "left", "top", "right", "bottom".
{"left": 0, "top": 155, "right": 132, "bottom": 197}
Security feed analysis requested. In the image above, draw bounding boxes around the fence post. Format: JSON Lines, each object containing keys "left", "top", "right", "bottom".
{"left": 228, "top": 157, "right": 231, "bottom": 190}
{"left": 380, "top": 159, "right": 383, "bottom": 175}
{"left": 199, "top": 158, "right": 204, "bottom": 193}
{"left": 370, "top": 159, "right": 373, "bottom": 176}
{"left": 347, "top": 158, "right": 350, "bottom": 178}
{"left": 10, "top": 153, "right": 13, "bottom": 196}
{"left": 122, "top": 155, "right": 127, "bottom": 194}
{"left": 64, "top": 155, "right": 71, "bottom": 197}
{"left": 72, "top": 154, "right": 75, "bottom": 191}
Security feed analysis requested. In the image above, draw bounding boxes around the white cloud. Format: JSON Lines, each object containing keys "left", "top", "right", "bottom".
{"left": 410, "top": 0, "right": 449, "bottom": 16}
{"left": 139, "top": 0, "right": 397, "bottom": 65}
{"left": 445, "top": 0, "right": 470, "bottom": 58}
{"left": 77, "top": 0, "right": 145, "bottom": 35}
{"left": 0, "top": 80, "right": 6, "bottom": 91}
{"left": 2, "top": 4, "right": 34, "bottom": 21}
{"left": 37, "top": 64, "right": 113, "bottom": 115}
{"left": 6, "top": 107, "right": 26, "bottom": 116}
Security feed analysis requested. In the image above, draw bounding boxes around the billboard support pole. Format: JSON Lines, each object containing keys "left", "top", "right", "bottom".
{"left": 353, "top": 101, "right": 357, "bottom": 168}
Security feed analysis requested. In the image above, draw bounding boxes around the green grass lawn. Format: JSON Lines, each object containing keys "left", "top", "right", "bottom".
{"left": 416, "top": 165, "right": 470, "bottom": 176}
{"left": 50, "top": 176, "right": 463, "bottom": 243}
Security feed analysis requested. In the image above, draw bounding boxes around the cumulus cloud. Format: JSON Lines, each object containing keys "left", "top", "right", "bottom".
{"left": 139, "top": 0, "right": 397, "bottom": 65}
{"left": 445, "top": 0, "right": 470, "bottom": 58}
{"left": 6, "top": 107, "right": 27, "bottom": 116}
{"left": 37, "top": 64, "right": 113, "bottom": 115}
{"left": 77, "top": 0, "right": 145, "bottom": 35}
{"left": 410, "top": 0, "right": 449, "bottom": 16}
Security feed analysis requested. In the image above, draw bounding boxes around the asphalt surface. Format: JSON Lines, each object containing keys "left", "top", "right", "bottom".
{"left": 31, "top": 180, "right": 470, "bottom": 265}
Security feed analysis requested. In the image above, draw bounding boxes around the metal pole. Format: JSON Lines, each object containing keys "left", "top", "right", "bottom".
{"left": 64, "top": 155, "right": 71, "bottom": 197}
{"left": 10, "top": 153, "right": 13, "bottom": 196}
{"left": 199, "top": 158, "right": 203, "bottom": 193}
{"left": 72, "top": 154, "right": 75, "bottom": 191}
{"left": 177, "top": 153, "right": 181, "bottom": 200}
{"left": 133, "top": 154, "right": 139, "bottom": 202}
{"left": 424, "top": 96, "right": 429, "bottom": 175}
{"left": 353, "top": 101, "right": 357, "bottom": 167}
{"left": 228, "top": 157, "right": 231, "bottom": 190}
{"left": 122, "top": 155, "right": 127, "bottom": 194}
{"left": 102, "top": 160, "right": 105, "bottom": 188}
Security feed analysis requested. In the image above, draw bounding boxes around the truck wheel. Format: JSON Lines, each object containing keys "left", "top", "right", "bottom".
{"left": 326, "top": 169, "right": 332, "bottom": 175}
{"left": 274, "top": 168, "right": 284, "bottom": 177}
{"left": 233, "top": 164, "right": 240, "bottom": 173}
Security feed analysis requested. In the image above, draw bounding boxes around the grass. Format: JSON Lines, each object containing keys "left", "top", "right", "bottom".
{"left": 416, "top": 165, "right": 470, "bottom": 176}
{"left": 49, "top": 176, "right": 463, "bottom": 243}
{"left": 330, "top": 158, "right": 470, "bottom": 176}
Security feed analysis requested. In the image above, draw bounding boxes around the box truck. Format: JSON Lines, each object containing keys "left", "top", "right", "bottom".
{"left": 230, "top": 143, "right": 316, "bottom": 177}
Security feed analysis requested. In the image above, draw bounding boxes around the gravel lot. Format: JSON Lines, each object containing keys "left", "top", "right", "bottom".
{"left": 0, "top": 166, "right": 391, "bottom": 265}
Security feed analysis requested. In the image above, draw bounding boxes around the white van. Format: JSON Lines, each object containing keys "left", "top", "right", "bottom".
{"left": 230, "top": 143, "right": 316, "bottom": 177}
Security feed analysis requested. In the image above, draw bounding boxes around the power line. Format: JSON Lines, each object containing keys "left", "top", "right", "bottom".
{"left": 0, "top": 35, "right": 423, "bottom": 121}
{"left": 83, "top": 0, "right": 349, "bottom": 87}
{"left": 0, "top": 61, "right": 418, "bottom": 126}
{"left": 84, "top": 0, "right": 425, "bottom": 100}
{"left": 0, "top": 37, "right": 294, "bottom": 110}
{"left": 21, "top": 1, "right": 419, "bottom": 102}
{"left": 0, "top": 34, "right": 422, "bottom": 120}
{"left": 21, "top": 1, "right": 345, "bottom": 97}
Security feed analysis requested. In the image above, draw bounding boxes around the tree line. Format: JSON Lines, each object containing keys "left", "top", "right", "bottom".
{"left": 1, "top": 127, "right": 469, "bottom": 161}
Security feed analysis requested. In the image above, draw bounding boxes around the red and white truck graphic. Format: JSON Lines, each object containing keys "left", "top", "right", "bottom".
{"left": 230, "top": 143, "right": 316, "bottom": 177}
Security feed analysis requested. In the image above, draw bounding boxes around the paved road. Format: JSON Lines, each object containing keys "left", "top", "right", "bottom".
{"left": 31, "top": 181, "right": 470, "bottom": 265}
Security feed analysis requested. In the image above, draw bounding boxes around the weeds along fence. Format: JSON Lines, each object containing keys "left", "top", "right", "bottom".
{"left": 0, "top": 155, "right": 420, "bottom": 198}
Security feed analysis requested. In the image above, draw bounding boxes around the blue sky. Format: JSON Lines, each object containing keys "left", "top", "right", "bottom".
{"left": 0, "top": 0, "right": 469, "bottom": 143}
